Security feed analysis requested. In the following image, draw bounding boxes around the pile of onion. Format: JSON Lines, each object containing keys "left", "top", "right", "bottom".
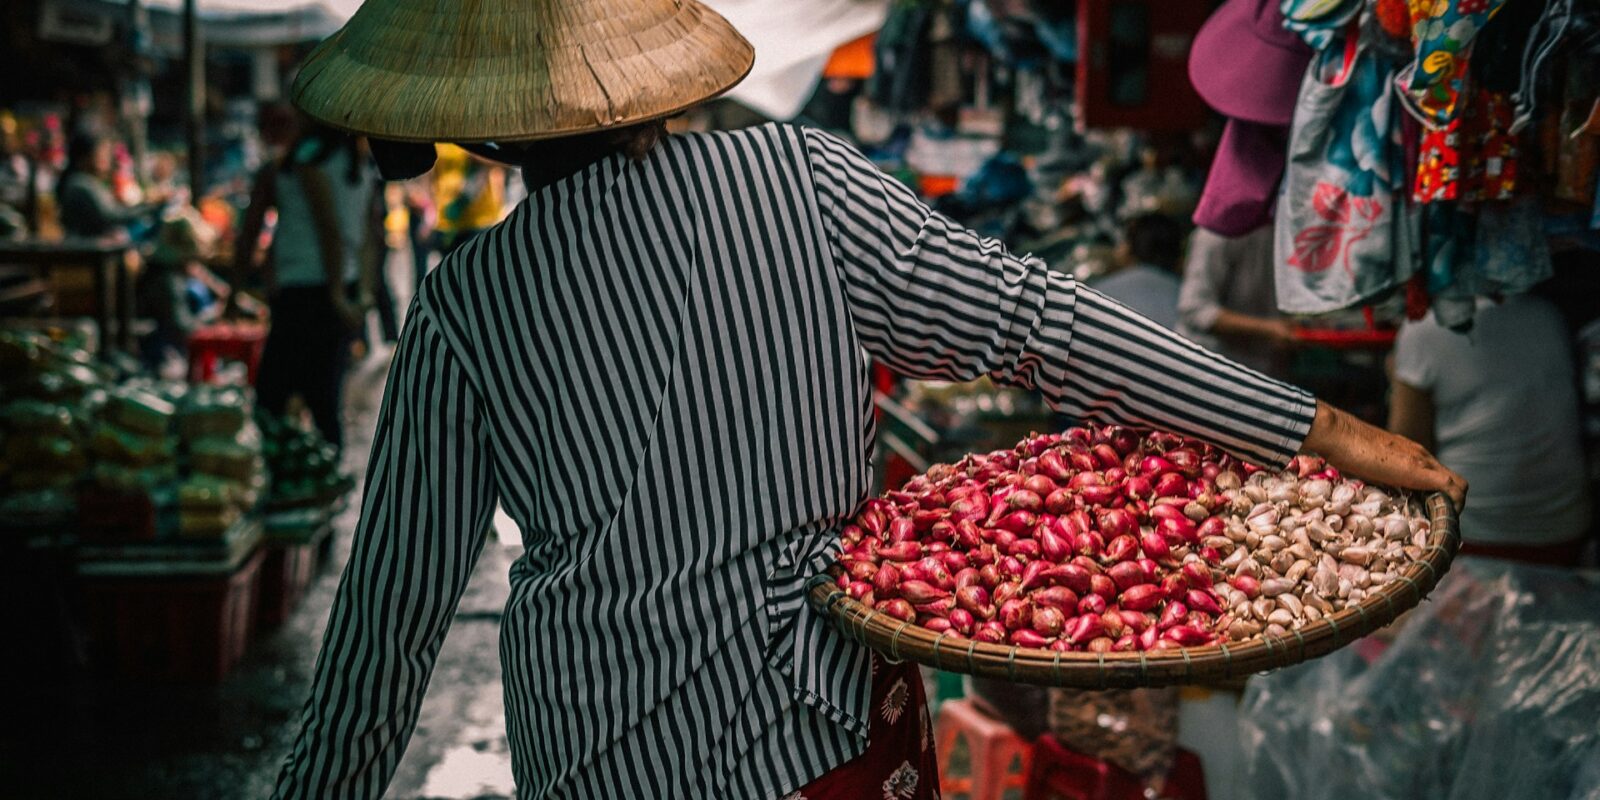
{"left": 834, "top": 426, "right": 1430, "bottom": 653}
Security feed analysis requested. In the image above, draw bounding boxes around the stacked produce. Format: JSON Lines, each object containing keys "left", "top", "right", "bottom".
{"left": 834, "top": 426, "right": 1431, "bottom": 652}
{"left": 89, "top": 386, "right": 180, "bottom": 493}
{"left": 177, "top": 386, "right": 264, "bottom": 538}
{"left": 257, "top": 412, "right": 352, "bottom": 508}
{"left": 0, "top": 330, "right": 105, "bottom": 520}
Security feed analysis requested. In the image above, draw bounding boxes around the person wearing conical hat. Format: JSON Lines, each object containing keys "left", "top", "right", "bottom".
{"left": 271, "top": 1, "right": 1465, "bottom": 797}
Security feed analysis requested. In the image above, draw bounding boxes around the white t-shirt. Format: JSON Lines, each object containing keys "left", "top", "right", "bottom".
{"left": 1393, "top": 295, "right": 1589, "bottom": 544}
{"left": 1091, "top": 264, "right": 1181, "bottom": 330}
{"left": 271, "top": 146, "right": 373, "bottom": 288}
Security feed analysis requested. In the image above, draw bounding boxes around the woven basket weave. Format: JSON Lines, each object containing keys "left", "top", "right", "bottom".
{"left": 808, "top": 493, "right": 1459, "bottom": 688}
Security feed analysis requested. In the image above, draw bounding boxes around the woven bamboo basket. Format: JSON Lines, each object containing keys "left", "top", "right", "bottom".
{"left": 807, "top": 493, "right": 1459, "bottom": 688}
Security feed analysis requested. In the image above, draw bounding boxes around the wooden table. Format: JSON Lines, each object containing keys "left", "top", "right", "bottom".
{"left": 0, "top": 237, "right": 136, "bottom": 355}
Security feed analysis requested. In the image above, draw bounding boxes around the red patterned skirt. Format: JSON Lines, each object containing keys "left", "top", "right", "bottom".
{"left": 787, "top": 655, "right": 941, "bottom": 800}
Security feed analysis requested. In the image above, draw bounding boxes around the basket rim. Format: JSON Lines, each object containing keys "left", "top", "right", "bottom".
{"left": 809, "top": 492, "right": 1460, "bottom": 687}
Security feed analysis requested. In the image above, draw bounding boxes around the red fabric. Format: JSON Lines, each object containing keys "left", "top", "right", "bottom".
{"left": 788, "top": 656, "right": 940, "bottom": 800}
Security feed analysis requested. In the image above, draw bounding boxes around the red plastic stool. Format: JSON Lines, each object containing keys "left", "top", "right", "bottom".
{"left": 1024, "top": 734, "right": 1208, "bottom": 800}
{"left": 188, "top": 322, "right": 267, "bottom": 385}
{"left": 936, "top": 698, "right": 1033, "bottom": 800}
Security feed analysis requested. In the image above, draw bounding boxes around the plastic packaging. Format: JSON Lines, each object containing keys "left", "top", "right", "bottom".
{"left": 177, "top": 386, "right": 250, "bottom": 438}
{"left": 0, "top": 400, "right": 79, "bottom": 437}
{"left": 1240, "top": 557, "right": 1600, "bottom": 800}
{"left": 105, "top": 388, "right": 176, "bottom": 436}
{"left": 87, "top": 423, "right": 175, "bottom": 466}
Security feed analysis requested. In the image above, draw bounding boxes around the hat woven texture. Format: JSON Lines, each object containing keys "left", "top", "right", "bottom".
{"left": 292, "top": 0, "right": 755, "bottom": 143}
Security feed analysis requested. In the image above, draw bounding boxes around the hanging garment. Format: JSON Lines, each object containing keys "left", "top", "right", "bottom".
{"left": 1551, "top": 62, "right": 1600, "bottom": 205}
{"left": 1276, "top": 32, "right": 1418, "bottom": 314}
{"left": 1459, "top": 91, "right": 1518, "bottom": 201}
{"left": 1510, "top": 0, "right": 1578, "bottom": 133}
{"left": 1279, "top": 0, "right": 1364, "bottom": 50}
{"left": 1471, "top": 198, "right": 1553, "bottom": 294}
{"left": 1414, "top": 87, "right": 1519, "bottom": 203}
{"left": 1423, "top": 198, "right": 1553, "bottom": 332}
{"left": 867, "top": 3, "right": 935, "bottom": 113}
{"left": 1395, "top": 0, "right": 1509, "bottom": 128}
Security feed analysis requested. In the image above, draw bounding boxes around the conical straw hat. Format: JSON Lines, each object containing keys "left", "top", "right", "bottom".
{"left": 291, "top": 0, "right": 755, "bottom": 143}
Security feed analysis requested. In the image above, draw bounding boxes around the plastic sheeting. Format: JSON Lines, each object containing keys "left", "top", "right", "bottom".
{"left": 1240, "top": 557, "right": 1600, "bottom": 800}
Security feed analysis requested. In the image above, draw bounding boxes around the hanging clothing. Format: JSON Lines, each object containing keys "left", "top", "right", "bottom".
{"left": 1395, "top": 0, "right": 1509, "bottom": 129}
{"left": 1420, "top": 198, "right": 1553, "bottom": 332}
{"left": 1275, "top": 34, "right": 1417, "bottom": 314}
{"left": 271, "top": 124, "right": 1317, "bottom": 800}
{"left": 1413, "top": 87, "right": 1519, "bottom": 203}
{"left": 1510, "top": 0, "right": 1578, "bottom": 133}
{"left": 1279, "top": 0, "right": 1362, "bottom": 51}
{"left": 1193, "top": 118, "right": 1290, "bottom": 237}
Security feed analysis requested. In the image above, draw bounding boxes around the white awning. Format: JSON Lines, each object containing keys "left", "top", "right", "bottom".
{"left": 694, "top": 0, "right": 890, "bottom": 120}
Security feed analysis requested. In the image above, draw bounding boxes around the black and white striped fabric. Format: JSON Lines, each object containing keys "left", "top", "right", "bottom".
{"left": 272, "top": 124, "right": 1316, "bottom": 799}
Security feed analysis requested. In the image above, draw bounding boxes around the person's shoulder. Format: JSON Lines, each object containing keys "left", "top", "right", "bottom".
{"left": 653, "top": 123, "right": 818, "bottom": 189}
{"left": 663, "top": 123, "right": 810, "bottom": 160}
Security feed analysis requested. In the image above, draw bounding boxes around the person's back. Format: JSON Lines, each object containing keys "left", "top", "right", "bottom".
{"left": 272, "top": 144, "right": 371, "bottom": 288}
{"left": 1092, "top": 264, "right": 1180, "bottom": 329}
{"left": 58, "top": 170, "right": 122, "bottom": 238}
{"left": 1394, "top": 295, "right": 1589, "bottom": 544}
{"left": 1095, "top": 212, "right": 1183, "bottom": 329}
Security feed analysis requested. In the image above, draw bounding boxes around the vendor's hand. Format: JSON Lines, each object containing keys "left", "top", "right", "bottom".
{"left": 1301, "top": 400, "right": 1467, "bottom": 510}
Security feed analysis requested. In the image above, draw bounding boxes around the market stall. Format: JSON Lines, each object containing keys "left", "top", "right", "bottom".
{"left": 0, "top": 324, "right": 352, "bottom": 683}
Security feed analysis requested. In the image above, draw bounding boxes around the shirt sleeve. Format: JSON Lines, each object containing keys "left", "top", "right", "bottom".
{"left": 271, "top": 304, "right": 498, "bottom": 799}
{"left": 1176, "top": 227, "right": 1228, "bottom": 335}
{"left": 801, "top": 127, "right": 1316, "bottom": 466}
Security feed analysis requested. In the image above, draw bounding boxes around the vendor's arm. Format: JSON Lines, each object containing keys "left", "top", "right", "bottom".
{"left": 1210, "top": 309, "right": 1299, "bottom": 347}
{"left": 1310, "top": 396, "right": 1459, "bottom": 506}
{"left": 803, "top": 127, "right": 1463, "bottom": 506}
{"left": 271, "top": 306, "right": 498, "bottom": 799}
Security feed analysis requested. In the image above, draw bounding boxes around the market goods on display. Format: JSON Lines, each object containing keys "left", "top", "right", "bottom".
{"left": 826, "top": 426, "right": 1444, "bottom": 667}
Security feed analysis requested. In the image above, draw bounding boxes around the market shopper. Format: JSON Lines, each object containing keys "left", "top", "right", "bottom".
{"left": 1176, "top": 225, "right": 1298, "bottom": 379}
{"left": 1389, "top": 294, "right": 1587, "bottom": 566}
{"left": 232, "top": 122, "right": 379, "bottom": 452}
{"left": 271, "top": 1, "right": 1465, "bottom": 798}
{"left": 56, "top": 133, "right": 163, "bottom": 239}
{"left": 1093, "top": 212, "right": 1185, "bottom": 329}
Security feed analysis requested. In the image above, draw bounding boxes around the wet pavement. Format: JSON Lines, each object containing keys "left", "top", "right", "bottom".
{"left": 0, "top": 281, "right": 521, "bottom": 799}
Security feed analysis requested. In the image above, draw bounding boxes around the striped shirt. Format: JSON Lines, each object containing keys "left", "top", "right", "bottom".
{"left": 272, "top": 124, "right": 1316, "bottom": 799}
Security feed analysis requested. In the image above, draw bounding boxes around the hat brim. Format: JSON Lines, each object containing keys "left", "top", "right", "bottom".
{"left": 291, "top": 0, "right": 755, "bottom": 143}
{"left": 1188, "top": 0, "right": 1311, "bottom": 127}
